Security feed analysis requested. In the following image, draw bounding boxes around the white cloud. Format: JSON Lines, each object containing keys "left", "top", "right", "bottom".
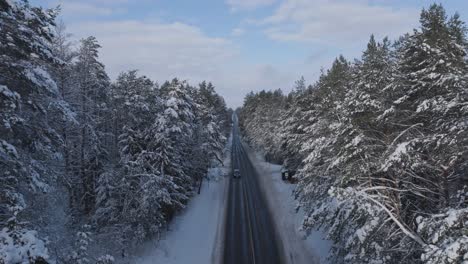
{"left": 231, "top": 27, "right": 245, "bottom": 36}
{"left": 54, "top": 0, "right": 423, "bottom": 107}
{"left": 69, "top": 20, "right": 237, "bottom": 80}
{"left": 66, "top": 19, "right": 306, "bottom": 107}
{"left": 67, "top": 20, "right": 256, "bottom": 106}
{"left": 226, "top": 0, "right": 276, "bottom": 11}
{"left": 59, "top": 2, "right": 116, "bottom": 17}
{"left": 259, "top": 0, "right": 419, "bottom": 43}
{"left": 44, "top": 0, "right": 131, "bottom": 17}
{"left": 209, "top": 63, "right": 297, "bottom": 107}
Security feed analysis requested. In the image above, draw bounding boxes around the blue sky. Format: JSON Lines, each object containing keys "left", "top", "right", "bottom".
{"left": 32, "top": 0, "right": 468, "bottom": 107}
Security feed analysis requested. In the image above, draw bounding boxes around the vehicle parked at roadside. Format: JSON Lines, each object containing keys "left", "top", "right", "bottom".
{"left": 281, "top": 167, "right": 296, "bottom": 183}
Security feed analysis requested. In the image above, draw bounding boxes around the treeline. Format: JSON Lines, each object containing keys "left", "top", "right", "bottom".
{"left": 239, "top": 4, "right": 467, "bottom": 264}
{"left": 1, "top": 1, "right": 230, "bottom": 262}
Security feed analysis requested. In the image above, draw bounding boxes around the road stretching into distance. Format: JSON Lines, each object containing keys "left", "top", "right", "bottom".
{"left": 223, "top": 115, "right": 283, "bottom": 264}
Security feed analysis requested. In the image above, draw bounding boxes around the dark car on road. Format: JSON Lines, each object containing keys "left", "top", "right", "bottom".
{"left": 233, "top": 169, "right": 241, "bottom": 178}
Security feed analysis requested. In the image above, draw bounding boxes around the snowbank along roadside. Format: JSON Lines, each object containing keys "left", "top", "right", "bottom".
{"left": 127, "top": 134, "right": 232, "bottom": 264}
{"left": 243, "top": 142, "right": 333, "bottom": 264}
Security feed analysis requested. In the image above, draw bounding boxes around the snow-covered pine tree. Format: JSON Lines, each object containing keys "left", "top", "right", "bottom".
{"left": 0, "top": 0, "right": 66, "bottom": 262}
{"left": 206, "top": 82, "right": 231, "bottom": 137}
{"left": 149, "top": 79, "right": 196, "bottom": 212}
{"left": 238, "top": 4, "right": 468, "bottom": 264}
{"left": 279, "top": 78, "right": 317, "bottom": 172}
{"left": 198, "top": 81, "right": 231, "bottom": 138}
{"left": 95, "top": 70, "right": 154, "bottom": 225}
{"left": 239, "top": 89, "right": 286, "bottom": 163}
{"left": 71, "top": 36, "right": 111, "bottom": 215}
{"left": 198, "top": 85, "right": 227, "bottom": 166}
{"left": 391, "top": 4, "right": 468, "bottom": 208}
{"left": 66, "top": 225, "right": 115, "bottom": 264}
{"left": 334, "top": 35, "right": 394, "bottom": 185}
{"left": 285, "top": 38, "right": 394, "bottom": 263}
{"left": 295, "top": 55, "right": 352, "bottom": 186}
{"left": 110, "top": 70, "right": 158, "bottom": 161}
{"left": 294, "top": 76, "right": 306, "bottom": 94}
{"left": 190, "top": 82, "right": 227, "bottom": 189}
{"left": 96, "top": 70, "right": 168, "bottom": 244}
{"left": 376, "top": 5, "right": 468, "bottom": 262}
{"left": 1, "top": 0, "right": 231, "bottom": 259}
{"left": 369, "top": 3, "right": 467, "bottom": 221}
{"left": 48, "top": 21, "right": 80, "bottom": 217}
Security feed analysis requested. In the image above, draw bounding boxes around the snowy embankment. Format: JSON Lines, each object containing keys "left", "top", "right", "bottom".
{"left": 128, "top": 135, "right": 232, "bottom": 264}
{"left": 243, "top": 144, "right": 333, "bottom": 264}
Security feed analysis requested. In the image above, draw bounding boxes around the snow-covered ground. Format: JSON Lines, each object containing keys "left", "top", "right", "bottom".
{"left": 128, "top": 135, "right": 231, "bottom": 264}
{"left": 129, "top": 177, "right": 227, "bottom": 264}
{"left": 244, "top": 144, "right": 333, "bottom": 264}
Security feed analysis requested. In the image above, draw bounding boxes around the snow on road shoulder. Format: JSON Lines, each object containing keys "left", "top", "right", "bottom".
{"left": 243, "top": 144, "right": 333, "bottom": 264}
{"left": 129, "top": 135, "right": 232, "bottom": 264}
{"left": 130, "top": 177, "right": 226, "bottom": 264}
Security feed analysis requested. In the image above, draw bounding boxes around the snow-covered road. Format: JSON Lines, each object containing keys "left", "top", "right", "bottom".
{"left": 244, "top": 144, "right": 333, "bottom": 264}
{"left": 127, "top": 132, "right": 332, "bottom": 264}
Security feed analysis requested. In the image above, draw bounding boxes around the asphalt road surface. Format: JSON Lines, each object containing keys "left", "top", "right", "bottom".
{"left": 223, "top": 117, "right": 283, "bottom": 264}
